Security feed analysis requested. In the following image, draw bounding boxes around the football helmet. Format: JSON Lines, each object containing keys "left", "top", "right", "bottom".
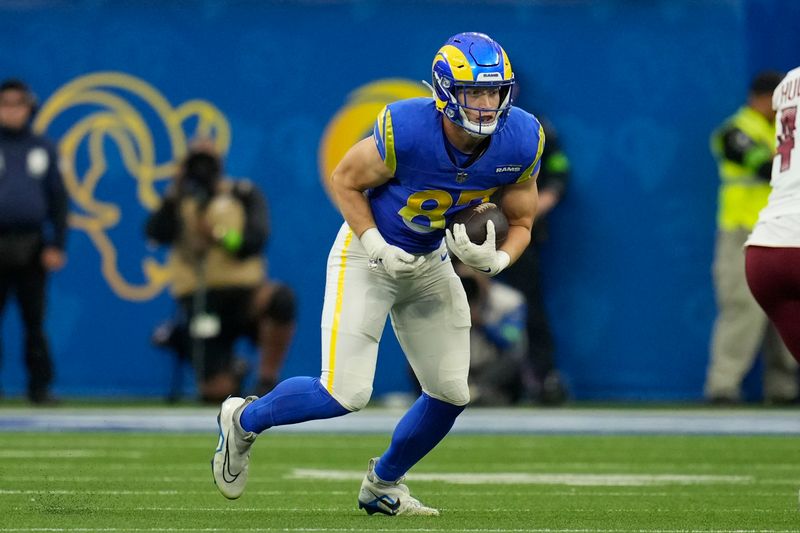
{"left": 430, "top": 32, "right": 514, "bottom": 137}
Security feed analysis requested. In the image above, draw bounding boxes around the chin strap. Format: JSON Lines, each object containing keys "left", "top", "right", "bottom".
{"left": 421, "top": 79, "right": 436, "bottom": 98}
{"left": 461, "top": 122, "right": 492, "bottom": 139}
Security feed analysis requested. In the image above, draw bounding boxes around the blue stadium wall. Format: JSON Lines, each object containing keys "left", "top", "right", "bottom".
{"left": 0, "top": 0, "right": 797, "bottom": 401}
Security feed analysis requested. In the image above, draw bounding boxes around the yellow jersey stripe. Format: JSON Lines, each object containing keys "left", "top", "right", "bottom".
{"left": 383, "top": 108, "right": 397, "bottom": 173}
{"left": 517, "top": 124, "right": 546, "bottom": 183}
{"left": 376, "top": 106, "right": 386, "bottom": 139}
{"left": 325, "top": 228, "right": 353, "bottom": 393}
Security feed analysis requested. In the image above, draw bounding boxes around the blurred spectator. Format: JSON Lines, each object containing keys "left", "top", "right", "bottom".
{"left": 705, "top": 71, "right": 798, "bottom": 404}
{"left": 0, "top": 79, "right": 67, "bottom": 405}
{"left": 455, "top": 261, "right": 527, "bottom": 406}
{"left": 146, "top": 141, "right": 296, "bottom": 403}
{"left": 498, "top": 117, "right": 570, "bottom": 405}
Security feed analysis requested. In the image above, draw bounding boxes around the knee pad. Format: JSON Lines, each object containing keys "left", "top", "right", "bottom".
{"left": 328, "top": 383, "right": 372, "bottom": 412}
{"left": 264, "top": 284, "right": 296, "bottom": 324}
{"left": 426, "top": 379, "right": 470, "bottom": 407}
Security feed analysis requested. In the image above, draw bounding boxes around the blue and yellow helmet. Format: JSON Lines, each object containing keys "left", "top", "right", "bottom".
{"left": 430, "top": 32, "right": 514, "bottom": 136}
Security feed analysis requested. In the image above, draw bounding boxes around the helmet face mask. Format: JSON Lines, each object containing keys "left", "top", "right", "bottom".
{"left": 450, "top": 84, "right": 508, "bottom": 136}
{"left": 431, "top": 32, "right": 515, "bottom": 137}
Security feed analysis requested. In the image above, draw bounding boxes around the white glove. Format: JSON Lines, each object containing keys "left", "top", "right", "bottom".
{"left": 445, "top": 220, "right": 510, "bottom": 277}
{"left": 360, "top": 227, "right": 426, "bottom": 279}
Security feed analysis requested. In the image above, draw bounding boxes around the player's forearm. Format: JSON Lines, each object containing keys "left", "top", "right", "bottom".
{"left": 498, "top": 177, "right": 537, "bottom": 265}
{"left": 499, "top": 224, "right": 532, "bottom": 265}
{"left": 333, "top": 186, "right": 378, "bottom": 237}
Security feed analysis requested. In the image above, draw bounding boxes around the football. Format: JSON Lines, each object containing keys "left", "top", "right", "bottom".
{"left": 448, "top": 202, "right": 509, "bottom": 246}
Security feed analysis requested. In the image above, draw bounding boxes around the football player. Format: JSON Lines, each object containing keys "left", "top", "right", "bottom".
{"left": 212, "top": 32, "right": 544, "bottom": 516}
{"left": 745, "top": 66, "right": 800, "bottom": 361}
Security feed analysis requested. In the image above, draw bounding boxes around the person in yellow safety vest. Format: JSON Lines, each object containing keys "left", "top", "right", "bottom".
{"left": 705, "top": 71, "right": 798, "bottom": 405}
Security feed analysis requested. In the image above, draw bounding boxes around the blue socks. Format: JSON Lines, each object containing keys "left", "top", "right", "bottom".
{"left": 239, "top": 376, "right": 349, "bottom": 433}
{"left": 238, "top": 381, "right": 464, "bottom": 482}
{"left": 375, "top": 393, "right": 465, "bottom": 482}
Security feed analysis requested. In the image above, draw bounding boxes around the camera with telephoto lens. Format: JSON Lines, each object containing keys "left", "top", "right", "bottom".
{"left": 183, "top": 150, "right": 221, "bottom": 203}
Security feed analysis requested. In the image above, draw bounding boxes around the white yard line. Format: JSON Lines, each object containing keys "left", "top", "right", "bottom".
{"left": 8, "top": 506, "right": 794, "bottom": 513}
{"left": 1, "top": 407, "right": 800, "bottom": 434}
{"left": 0, "top": 488, "right": 794, "bottom": 497}
{"left": 0, "top": 449, "right": 143, "bottom": 458}
{"left": 0, "top": 527, "right": 797, "bottom": 533}
{"left": 288, "top": 469, "right": 754, "bottom": 486}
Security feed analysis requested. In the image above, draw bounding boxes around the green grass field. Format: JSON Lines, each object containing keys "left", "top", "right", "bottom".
{"left": 1, "top": 431, "right": 799, "bottom": 531}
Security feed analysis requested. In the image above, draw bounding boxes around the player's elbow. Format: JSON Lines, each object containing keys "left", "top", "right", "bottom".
{"left": 330, "top": 167, "right": 365, "bottom": 210}
{"left": 507, "top": 215, "right": 534, "bottom": 235}
{"left": 330, "top": 164, "right": 352, "bottom": 197}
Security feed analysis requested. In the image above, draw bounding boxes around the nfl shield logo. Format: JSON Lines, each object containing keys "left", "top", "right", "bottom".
{"left": 456, "top": 171, "right": 468, "bottom": 183}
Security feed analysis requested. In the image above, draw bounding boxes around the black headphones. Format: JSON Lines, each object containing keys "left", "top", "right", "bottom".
{"left": 0, "top": 78, "right": 39, "bottom": 115}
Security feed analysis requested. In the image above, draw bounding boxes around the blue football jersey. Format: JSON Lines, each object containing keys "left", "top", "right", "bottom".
{"left": 371, "top": 98, "right": 544, "bottom": 253}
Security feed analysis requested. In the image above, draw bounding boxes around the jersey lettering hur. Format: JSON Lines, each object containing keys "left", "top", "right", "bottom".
{"left": 763, "top": 66, "right": 800, "bottom": 218}
{"left": 370, "top": 98, "right": 544, "bottom": 254}
{"left": 747, "top": 66, "right": 800, "bottom": 247}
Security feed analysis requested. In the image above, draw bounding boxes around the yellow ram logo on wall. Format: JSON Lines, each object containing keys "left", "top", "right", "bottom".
{"left": 32, "top": 71, "right": 230, "bottom": 301}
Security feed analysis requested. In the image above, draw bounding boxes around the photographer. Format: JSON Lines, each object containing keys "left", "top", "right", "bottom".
{"left": 145, "top": 142, "right": 296, "bottom": 402}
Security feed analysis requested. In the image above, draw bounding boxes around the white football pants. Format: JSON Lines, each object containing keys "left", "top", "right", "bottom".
{"left": 320, "top": 222, "right": 471, "bottom": 411}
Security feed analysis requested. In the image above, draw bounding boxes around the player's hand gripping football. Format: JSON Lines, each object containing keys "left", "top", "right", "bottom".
{"left": 445, "top": 220, "right": 510, "bottom": 277}
{"left": 360, "top": 228, "right": 426, "bottom": 279}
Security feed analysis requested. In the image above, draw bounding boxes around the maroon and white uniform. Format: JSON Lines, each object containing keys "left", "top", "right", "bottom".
{"left": 745, "top": 66, "right": 800, "bottom": 360}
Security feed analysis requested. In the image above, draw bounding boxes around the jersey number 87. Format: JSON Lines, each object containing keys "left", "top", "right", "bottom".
{"left": 399, "top": 187, "right": 498, "bottom": 233}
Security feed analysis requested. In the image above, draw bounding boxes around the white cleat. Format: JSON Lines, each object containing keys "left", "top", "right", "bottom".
{"left": 212, "top": 396, "right": 257, "bottom": 499}
{"left": 358, "top": 457, "right": 439, "bottom": 516}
